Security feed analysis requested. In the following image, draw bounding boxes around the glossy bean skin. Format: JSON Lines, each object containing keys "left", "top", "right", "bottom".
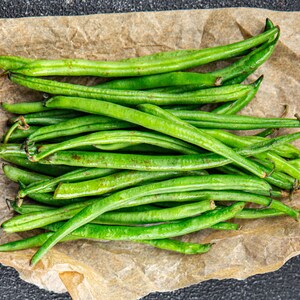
{"left": 6, "top": 126, "right": 40, "bottom": 142}
{"left": 0, "top": 154, "right": 75, "bottom": 176}
{"left": 6, "top": 26, "right": 278, "bottom": 77}
{"left": 31, "top": 175, "right": 261, "bottom": 265}
{"left": 5, "top": 189, "right": 289, "bottom": 234}
{"left": 31, "top": 130, "right": 201, "bottom": 161}
{"left": 32, "top": 203, "right": 245, "bottom": 254}
{"left": 205, "top": 130, "right": 300, "bottom": 180}
{"left": 0, "top": 231, "right": 212, "bottom": 255}
{"left": 235, "top": 208, "right": 299, "bottom": 219}
{"left": 27, "top": 115, "right": 134, "bottom": 142}
{"left": 54, "top": 170, "right": 207, "bottom": 199}
{"left": 1, "top": 102, "right": 51, "bottom": 114}
{"left": 167, "top": 108, "right": 300, "bottom": 130}
{"left": 10, "top": 74, "right": 252, "bottom": 106}
{"left": 5, "top": 200, "right": 216, "bottom": 232}
{"left": 38, "top": 132, "right": 300, "bottom": 175}
{"left": 45, "top": 96, "right": 267, "bottom": 178}
{"left": 18, "top": 167, "right": 117, "bottom": 198}
{"left": 94, "top": 72, "right": 219, "bottom": 90}
{"left": 2, "top": 165, "right": 51, "bottom": 185}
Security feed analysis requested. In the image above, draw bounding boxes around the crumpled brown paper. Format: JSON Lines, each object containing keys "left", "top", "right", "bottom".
{"left": 0, "top": 7, "right": 299, "bottom": 300}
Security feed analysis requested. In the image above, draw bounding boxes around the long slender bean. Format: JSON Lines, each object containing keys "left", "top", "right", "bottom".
{"left": 10, "top": 74, "right": 253, "bottom": 106}
{"left": 7, "top": 26, "right": 278, "bottom": 77}
{"left": 0, "top": 231, "right": 213, "bottom": 255}
{"left": 2, "top": 165, "right": 51, "bottom": 185}
{"left": 45, "top": 96, "right": 268, "bottom": 178}
{"left": 38, "top": 132, "right": 300, "bottom": 175}
{"left": 54, "top": 170, "right": 207, "bottom": 199}
{"left": 27, "top": 115, "right": 134, "bottom": 142}
{"left": 0, "top": 154, "right": 75, "bottom": 176}
{"left": 18, "top": 167, "right": 117, "bottom": 198}
{"left": 31, "top": 130, "right": 201, "bottom": 161}
{"left": 1, "top": 102, "right": 51, "bottom": 114}
{"left": 94, "top": 72, "right": 219, "bottom": 90}
{"left": 4, "top": 189, "right": 288, "bottom": 234}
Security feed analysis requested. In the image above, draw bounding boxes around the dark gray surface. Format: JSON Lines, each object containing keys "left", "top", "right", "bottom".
{"left": 0, "top": 1, "right": 299, "bottom": 300}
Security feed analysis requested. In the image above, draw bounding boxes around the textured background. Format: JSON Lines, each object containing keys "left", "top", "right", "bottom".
{"left": 0, "top": 1, "right": 300, "bottom": 299}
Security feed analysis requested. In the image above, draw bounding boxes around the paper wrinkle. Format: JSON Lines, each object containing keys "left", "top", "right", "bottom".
{"left": 0, "top": 7, "right": 299, "bottom": 300}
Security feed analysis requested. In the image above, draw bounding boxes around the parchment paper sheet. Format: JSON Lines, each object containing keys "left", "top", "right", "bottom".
{"left": 0, "top": 8, "right": 299, "bottom": 300}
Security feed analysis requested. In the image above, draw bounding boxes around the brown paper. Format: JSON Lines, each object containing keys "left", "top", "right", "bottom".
{"left": 0, "top": 8, "right": 299, "bottom": 300}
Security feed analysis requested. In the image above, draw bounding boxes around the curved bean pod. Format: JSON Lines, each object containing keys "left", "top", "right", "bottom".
{"left": 10, "top": 74, "right": 252, "bottom": 106}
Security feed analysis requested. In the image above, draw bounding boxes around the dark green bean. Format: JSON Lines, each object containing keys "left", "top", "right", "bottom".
{"left": 10, "top": 74, "right": 252, "bottom": 106}
{"left": 6, "top": 126, "right": 40, "bottom": 141}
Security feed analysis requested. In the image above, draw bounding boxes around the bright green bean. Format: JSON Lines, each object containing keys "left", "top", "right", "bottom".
{"left": 45, "top": 96, "right": 268, "bottom": 178}
{"left": 18, "top": 167, "right": 117, "bottom": 198}
{"left": 0, "top": 154, "right": 75, "bottom": 176}
{"left": 8, "top": 26, "right": 278, "bottom": 77}
{"left": 2, "top": 165, "right": 51, "bottom": 185}
{"left": 27, "top": 115, "right": 134, "bottom": 142}
{"left": 1, "top": 102, "right": 51, "bottom": 114}
{"left": 31, "top": 130, "right": 200, "bottom": 161}
{"left": 95, "top": 72, "right": 219, "bottom": 90}
{"left": 54, "top": 170, "right": 207, "bottom": 199}
{"left": 10, "top": 74, "right": 252, "bottom": 106}
{"left": 0, "top": 231, "right": 212, "bottom": 255}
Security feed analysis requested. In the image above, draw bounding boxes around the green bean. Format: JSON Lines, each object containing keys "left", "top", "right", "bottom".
{"left": 30, "top": 202, "right": 244, "bottom": 265}
{"left": 95, "top": 72, "right": 219, "bottom": 90}
{"left": 205, "top": 130, "right": 300, "bottom": 180}
{"left": 11, "top": 201, "right": 239, "bottom": 230}
{"left": 9, "top": 114, "right": 82, "bottom": 126}
{"left": 18, "top": 167, "right": 117, "bottom": 198}
{"left": 10, "top": 74, "right": 252, "bottom": 106}
{"left": 212, "top": 75, "right": 264, "bottom": 114}
{"left": 31, "top": 130, "right": 201, "bottom": 161}
{"left": 289, "top": 159, "right": 300, "bottom": 169}
{"left": 8, "top": 26, "right": 278, "bottom": 77}
{"left": 2, "top": 165, "right": 51, "bottom": 185}
{"left": 0, "top": 55, "right": 33, "bottom": 71}
{"left": 12, "top": 109, "right": 81, "bottom": 119}
{"left": 39, "top": 131, "right": 300, "bottom": 174}
{"left": 1, "top": 102, "right": 51, "bottom": 114}
{"left": 6, "top": 126, "right": 40, "bottom": 141}
{"left": 31, "top": 176, "right": 263, "bottom": 264}
{"left": 54, "top": 170, "right": 207, "bottom": 199}
{"left": 27, "top": 115, "right": 134, "bottom": 143}
{"left": 0, "top": 231, "right": 213, "bottom": 255}
{"left": 45, "top": 96, "right": 268, "bottom": 178}
{"left": 0, "top": 154, "right": 75, "bottom": 176}
{"left": 167, "top": 108, "right": 300, "bottom": 130}
{"left": 6, "top": 189, "right": 286, "bottom": 233}
{"left": 235, "top": 208, "right": 299, "bottom": 219}
{"left": 28, "top": 193, "right": 87, "bottom": 207}
{"left": 205, "top": 129, "right": 300, "bottom": 159}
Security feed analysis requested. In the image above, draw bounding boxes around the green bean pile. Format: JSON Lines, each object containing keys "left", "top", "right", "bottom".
{"left": 0, "top": 19, "right": 299, "bottom": 266}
